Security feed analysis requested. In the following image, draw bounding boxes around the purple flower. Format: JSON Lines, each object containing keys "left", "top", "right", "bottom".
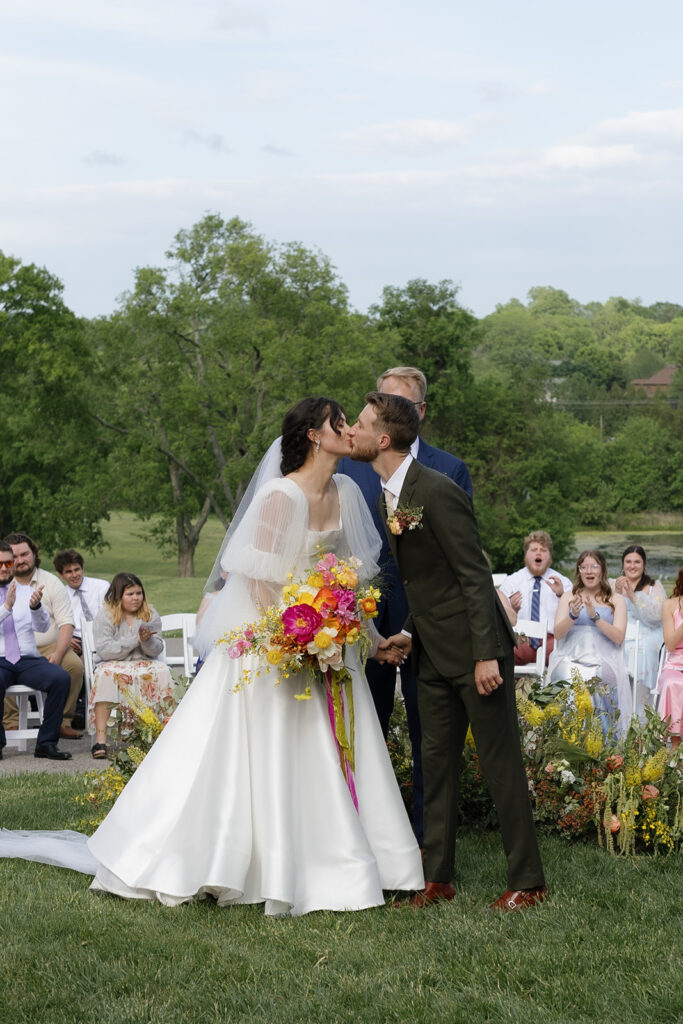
{"left": 332, "top": 589, "right": 356, "bottom": 623}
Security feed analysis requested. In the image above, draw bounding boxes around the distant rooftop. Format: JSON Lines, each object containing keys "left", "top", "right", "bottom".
{"left": 631, "top": 365, "right": 677, "bottom": 391}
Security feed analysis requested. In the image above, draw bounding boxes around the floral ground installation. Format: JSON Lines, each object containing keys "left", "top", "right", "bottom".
{"left": 79, "top": 672, "right": 683, "bottom": 855}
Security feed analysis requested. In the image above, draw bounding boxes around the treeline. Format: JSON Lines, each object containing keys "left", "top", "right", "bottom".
{"left": 1, "top": 215, "right": 681, "bottom": 575}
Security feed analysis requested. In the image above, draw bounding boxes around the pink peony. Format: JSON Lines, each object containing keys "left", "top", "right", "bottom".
{"left": 282, "top": 604, "right": 323, "bottom": 644}
{"left": 331, "top": 589, "right": 356, "bottom": 623}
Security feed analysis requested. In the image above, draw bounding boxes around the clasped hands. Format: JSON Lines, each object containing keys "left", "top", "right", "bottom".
{"left": 374, "top": 633, "right": 412, "bottom": 666}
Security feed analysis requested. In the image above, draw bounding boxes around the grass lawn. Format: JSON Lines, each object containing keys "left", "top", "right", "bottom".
{"left": 70, "top": 512, "right": 228, "bottom": 616}
{"left": 1, "top": 774, "right": 681, "bottom": 1024}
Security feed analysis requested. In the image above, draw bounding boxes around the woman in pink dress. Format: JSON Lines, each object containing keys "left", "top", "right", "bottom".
{"left": 657, "top": 566, "right": 683, "bottom": 750}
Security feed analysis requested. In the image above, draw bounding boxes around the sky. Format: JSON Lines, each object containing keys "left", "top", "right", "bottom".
{"left": 2, "top": 0, "right": 683, "bottom": 319}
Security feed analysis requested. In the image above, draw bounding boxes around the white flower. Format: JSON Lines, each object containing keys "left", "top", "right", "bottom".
{"left": 560, "top": 769, "right": 576, "bottom": 786}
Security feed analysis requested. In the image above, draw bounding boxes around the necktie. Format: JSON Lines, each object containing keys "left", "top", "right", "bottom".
{"left": 76, "top": 588, "right": 93, "bottom": 622}
{"left": 530, "top": 576, "right": 542, "bottom": 650}
{"left": 0, "top": 587, "right": 21, "bottom": 663}
{"left": 383, "top": 488, "right": 394, "bottom": 514}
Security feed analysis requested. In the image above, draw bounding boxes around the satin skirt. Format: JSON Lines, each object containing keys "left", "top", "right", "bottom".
{"left": 88, "top": 645, "right": 424, "bottom": 916}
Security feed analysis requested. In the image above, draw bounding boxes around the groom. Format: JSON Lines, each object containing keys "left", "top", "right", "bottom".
{"left": 350, "top": 392, "right": 547, "bottom": 911}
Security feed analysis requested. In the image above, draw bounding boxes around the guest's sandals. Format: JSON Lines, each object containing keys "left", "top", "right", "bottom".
{"left": 91, "top": 743, "right": 108, "bottom": 759}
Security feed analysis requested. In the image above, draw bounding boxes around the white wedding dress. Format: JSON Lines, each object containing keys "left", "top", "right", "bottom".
{"left": 1, "top": 475, "right": 423, "bottom": 916}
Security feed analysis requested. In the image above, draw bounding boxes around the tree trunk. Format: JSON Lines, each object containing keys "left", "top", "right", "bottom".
{"left": 176, "top": 530, "right": 196, "bottom": 578}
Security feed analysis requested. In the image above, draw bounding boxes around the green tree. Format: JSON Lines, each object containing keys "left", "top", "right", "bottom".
{"left": 0, "top": 252, "right": 109, "bottom": 550}
{"left": 92, "top": 215, "right": 394, "bottom": 576}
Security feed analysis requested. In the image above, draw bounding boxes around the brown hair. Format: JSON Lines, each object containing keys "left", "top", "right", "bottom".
{"left": 573, "top": 549, "right": 614, "bottom": 613}
{"left": 523, "top": 531, "right": 553, "bottom": 555}
{"left": 53, "top": 549, "right": 84, "bottom": 574}
{"left": 4, "top": 532, "right": 40, "bottom": 568}
{"left": 365, "top": 391, "right": 420, "bottom": 453}
{"left": 104, "top": 572, "right": 153, "bottom": 626}
{"left": 672, "top": 566, "right": 683, "bottom": 598}
{"left": 377, "top": 366, "right": 427, "bottom": 402}
{"left": 621, "top": 545, "right": 655, "bottom": 591}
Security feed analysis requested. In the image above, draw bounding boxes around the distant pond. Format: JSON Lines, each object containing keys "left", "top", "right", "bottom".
{"left": 569, "top": 532, "right": 683, "bottom": 584}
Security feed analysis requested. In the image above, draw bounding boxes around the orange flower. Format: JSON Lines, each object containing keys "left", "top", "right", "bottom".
{"left": 313, "top": 586, "right": 337, "bottom": 612}
{"left": 610, "top": 814, "right": 621, "bottom": 834}
{"left": 605, "top": 755, "right": 623, "bottom": 772}
{"left": 360, "top": 597, "right": 377, "bottom": 615}
{"left": 642, "top": 784, "right": 660, "bottom": 801}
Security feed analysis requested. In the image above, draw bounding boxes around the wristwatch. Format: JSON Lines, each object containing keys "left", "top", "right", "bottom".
{"left": 590, "top": 610, "right": 600, "bottom": 622}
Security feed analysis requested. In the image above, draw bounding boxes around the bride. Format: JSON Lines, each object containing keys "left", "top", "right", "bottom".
{"left": 2, "top": 397, "right": 424, "bottom": 916}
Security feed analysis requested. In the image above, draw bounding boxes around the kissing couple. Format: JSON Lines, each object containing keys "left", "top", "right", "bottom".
{"left": 0, "top": 392, "right": 547, "bottom": 916}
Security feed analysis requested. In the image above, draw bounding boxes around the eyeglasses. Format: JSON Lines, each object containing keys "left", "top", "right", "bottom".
{"left": 0, "top": 560, "right": 14, "bottom": 568}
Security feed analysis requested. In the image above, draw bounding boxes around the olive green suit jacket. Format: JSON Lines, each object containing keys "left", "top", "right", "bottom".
{"left": 382, "top": 459, "right": 515, "bottom": 679}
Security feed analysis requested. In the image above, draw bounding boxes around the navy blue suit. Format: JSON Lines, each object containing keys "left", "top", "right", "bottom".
{"left": 338, "top": 438, "right": 473, "bottom": 843}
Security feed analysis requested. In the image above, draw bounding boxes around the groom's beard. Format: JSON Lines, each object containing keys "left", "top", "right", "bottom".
{"left": 349, "top": 440, "right": 379, "bottom": 462}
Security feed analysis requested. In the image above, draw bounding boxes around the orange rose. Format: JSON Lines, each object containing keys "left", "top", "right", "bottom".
{"left": 641, "top": 784, "right": 660, "bottom": 801}
{"left": 610, "top": 814, "right": 621, "bottom": 834}
{"left": 313, "top": 587, "right": 337, "bottom": 612}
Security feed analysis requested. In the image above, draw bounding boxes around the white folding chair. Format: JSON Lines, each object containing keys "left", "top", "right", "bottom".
{"left": 513, "top": 618, "right": 548, "bottom": 679}
{"left": 653, "top": 643, "right": 669, "bottom": 712}
{"left": 5, "top": 684, "right": 45, "bottom": 751}
{"left": 81, "top": 620, "right": 96, "bottom": 718}
{"left": 161, "top": 614, "right": 197, "bottom": 679}
{"left": 492, "top": 573, "right": 508, "bottom": 588}
{"left": 625, "top": 619, "right": 640, "bottom": 719}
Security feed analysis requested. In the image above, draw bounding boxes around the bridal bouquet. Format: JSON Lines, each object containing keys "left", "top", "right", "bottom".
{"left": 221, "top": 553, "right": 381, "bottom": 809}
{"left": 221, "top": 552, "right": 381, "bottom": 700}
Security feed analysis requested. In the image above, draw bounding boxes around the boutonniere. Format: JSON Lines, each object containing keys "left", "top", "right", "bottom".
{"left": 387, "top": 503, "right": 424, "bottom": 536}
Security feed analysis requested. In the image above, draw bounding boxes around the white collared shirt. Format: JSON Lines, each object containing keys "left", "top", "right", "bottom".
{"left": 64, "top": 575, "right": 110, "bottom": 638}
{"left": 382, "top": 453, "right": 414, "bottom": 512}
{"left": 0, "top": 583, "right": 51, "bottom": 657}
{"left": 499, "top": 565, "right": 572, "bottom": 634}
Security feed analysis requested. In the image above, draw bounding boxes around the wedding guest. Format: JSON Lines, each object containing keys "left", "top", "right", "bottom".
{"left": 89, "top": 573, "right": 173, "bottom": 759}
{"left": 0, "top": 541, "right": 72, "bottom": 761}
{"left": 499, "top": 531, "right": 572, "bottom": 666}
{"left": 611, "top": 545, "right": 665, "bottom": 718}
{"left": 549, "top": 550, "right": 631, "bottom": 734}
{"left": 54, "top": 550, "right": 110, "bottom": 729}
{"left": 657, "top": 566, "right": 683, "bottom": 750}
{"left": 339, "top": 365, "right": 472, "bottom": 844}
{"left": 4, "top": 533, "right": 83, "bottom": 740}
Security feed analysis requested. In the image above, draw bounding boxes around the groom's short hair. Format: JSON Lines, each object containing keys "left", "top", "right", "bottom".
{"left": 365, "top": 391, "right": 420, "bottom": 453}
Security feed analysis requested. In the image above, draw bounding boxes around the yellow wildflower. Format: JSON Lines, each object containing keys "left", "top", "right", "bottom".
{"left": 642, "top": 748, "right": 668, "bottom": 783}
{"left": 266, "top": 648, "right": 284, "bottom": 666}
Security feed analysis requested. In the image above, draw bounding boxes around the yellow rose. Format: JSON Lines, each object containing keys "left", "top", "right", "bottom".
{"left": 307, "top": 572, "right": 325, "bottom": 588}
{"left": 266, "top": 649, "right": 284, "bottom": 666}
{"left": 296, "top": 592, "right": 315, "bottom": 606}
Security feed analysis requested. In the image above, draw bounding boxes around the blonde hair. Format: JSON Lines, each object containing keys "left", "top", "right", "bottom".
{"left": 377, "top": 366, "right": 427, "bottom": 402}
{"left": 523, "top": 531, "right": 553, "bottom": 555}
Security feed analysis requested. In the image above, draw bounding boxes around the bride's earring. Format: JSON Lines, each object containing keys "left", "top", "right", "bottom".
{"left": 314, "top": 439, "right": 321, "bottom": 455}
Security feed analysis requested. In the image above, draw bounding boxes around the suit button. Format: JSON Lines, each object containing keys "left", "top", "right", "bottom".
{"left": 403, "top": 579, "right": 409, "bottom": 586}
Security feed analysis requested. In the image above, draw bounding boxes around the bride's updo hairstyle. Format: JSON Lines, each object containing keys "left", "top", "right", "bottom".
{"left": 280, "top": 396, "right": 346, "bottom": 475}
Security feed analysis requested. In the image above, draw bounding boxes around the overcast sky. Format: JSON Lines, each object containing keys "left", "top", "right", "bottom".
{"left": 2, "top": 0, "right": 682, "bottom": 318}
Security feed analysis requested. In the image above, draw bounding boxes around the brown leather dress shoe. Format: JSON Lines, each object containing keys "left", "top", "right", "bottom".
{"left": 60, "top": 724, "right": 84, "bottom": 739}
{"left": 487, "top": 886, "right": 549, "bottom": 912}
{"left": 401, "top": 881, "right": 456, "bottom": 908}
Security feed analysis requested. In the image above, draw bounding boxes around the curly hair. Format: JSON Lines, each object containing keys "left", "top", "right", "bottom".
{"left": 573, "top": 549, "right": 615, "bottom": 612}
{"left": 280, "top": 397, "right": 345, "bottom": 475}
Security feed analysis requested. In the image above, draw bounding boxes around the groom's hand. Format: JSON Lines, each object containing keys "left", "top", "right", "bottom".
{"left": 474, "top": 659, "right": 503, "bottom": 696}
{"left": 375, "top": 633, "right": 411, "bottom": 665}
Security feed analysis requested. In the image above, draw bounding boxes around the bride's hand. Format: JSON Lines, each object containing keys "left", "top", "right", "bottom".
{"left": 375, "top": 634, "right": 411, "bottom": 665}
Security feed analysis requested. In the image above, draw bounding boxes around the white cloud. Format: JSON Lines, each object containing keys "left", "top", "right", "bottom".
{"left": 544, "top": 143, "right": 640, "bottom": 170}
{"left": 341, "top": 118, "right": 475, "bottom": 151}
{"left": 596, "top": 107, "right": 683, "bottom": 142}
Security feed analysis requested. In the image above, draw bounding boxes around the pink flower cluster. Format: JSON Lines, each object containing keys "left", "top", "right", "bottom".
{"left": 281, "top": 604, "right": 323, "bottom": 644}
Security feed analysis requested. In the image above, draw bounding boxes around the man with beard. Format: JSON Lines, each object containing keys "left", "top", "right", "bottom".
{"left": 348, "top": 393, "right": 546, "bottom": 911}
{"left": 0, "top": 540, "right": 72, "bottom": 760}
{"left": 4, "top": 533, "right": 82, "bottom": 739}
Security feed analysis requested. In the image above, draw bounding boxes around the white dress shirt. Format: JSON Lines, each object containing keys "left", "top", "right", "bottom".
{"left": 0, "top": 584, "right": 51, "bottom": 657}
{"left": 382, "top": 453, "right": 414, "bottom": 512}
{"left": 499, "top": 566, "right": 572, "bottom": 635}
{"left": 64, "top": 576, "right": 110, "bottom": 638}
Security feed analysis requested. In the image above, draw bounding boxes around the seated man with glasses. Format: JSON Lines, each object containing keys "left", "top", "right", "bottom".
{"left": 0, "top": 541, "right": 72, "bottom": 760}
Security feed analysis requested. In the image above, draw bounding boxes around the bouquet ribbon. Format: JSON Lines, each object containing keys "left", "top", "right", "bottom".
{"left": 325, "top": 670, "right": 358, "bottom": 813}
